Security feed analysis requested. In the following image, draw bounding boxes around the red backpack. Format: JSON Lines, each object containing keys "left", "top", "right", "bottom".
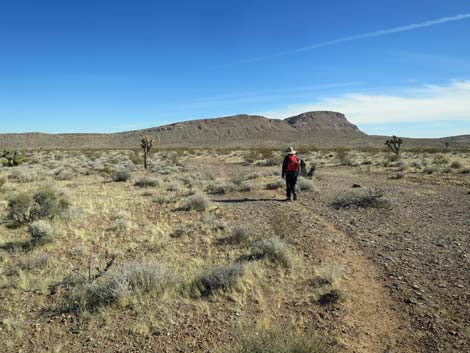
{"left": 287, "top": 154, "right": 299, "bottom": 172}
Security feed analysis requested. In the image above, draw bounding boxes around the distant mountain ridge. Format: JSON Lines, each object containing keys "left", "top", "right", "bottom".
{"left": 0, "top": 111, "right": 468, "bottom": 149}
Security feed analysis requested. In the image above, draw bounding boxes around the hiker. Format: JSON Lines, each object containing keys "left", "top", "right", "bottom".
{"left": 281, "top": 146, "right": 301, "bottom": 201}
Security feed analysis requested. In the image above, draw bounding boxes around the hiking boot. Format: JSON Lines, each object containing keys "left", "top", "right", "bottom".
{"left": 293, "top": 193, "right": 297, "bottom": 201}
{"left": 285, "top": 196, "right": 292, "bottom": 202}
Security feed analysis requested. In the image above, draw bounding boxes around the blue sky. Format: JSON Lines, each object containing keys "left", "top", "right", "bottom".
{"left": 1, "top": 0, "right": 469, "bottom": 137}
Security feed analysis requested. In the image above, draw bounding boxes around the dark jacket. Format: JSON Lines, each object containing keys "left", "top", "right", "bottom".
{"left": 282, "top": 154, "right": 301, "bottom": 178}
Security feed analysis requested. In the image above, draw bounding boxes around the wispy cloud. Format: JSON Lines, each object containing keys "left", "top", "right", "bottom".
{"left": 226, "top": 13, "right": 470, "bottom": 66}
{"left": 259, "top": 80, "right": 470, "bottom": 125}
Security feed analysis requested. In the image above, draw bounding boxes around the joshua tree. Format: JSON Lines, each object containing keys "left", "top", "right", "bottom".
{"left": 140, "top": 135, "right": 153, "bottom": 169}
{"left": 385, "top": 136, "right": 403, "bottom": 156}
{"left": 444, "top": 141, "right": 450, "bottom": 151}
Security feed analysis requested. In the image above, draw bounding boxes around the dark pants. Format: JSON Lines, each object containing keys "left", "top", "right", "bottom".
{"left": 285, "top": 172, "right": 298, "bottom": 199}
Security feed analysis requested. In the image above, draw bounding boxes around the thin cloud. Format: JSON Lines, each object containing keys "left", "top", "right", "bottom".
{"left": 259, "top": 80, "right": 470, "bottom": 125}
{"left": 226, "top": 13, "right": 470, "bottom": 66}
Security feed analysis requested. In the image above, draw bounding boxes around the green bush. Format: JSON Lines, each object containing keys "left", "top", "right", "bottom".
{"left": 7, "top": 187, "right": 70, "bottom": 225}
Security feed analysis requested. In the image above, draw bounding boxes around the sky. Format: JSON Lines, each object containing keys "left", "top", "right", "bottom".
{"left": 0, "top": 0, "right": 469, "bottom": 137}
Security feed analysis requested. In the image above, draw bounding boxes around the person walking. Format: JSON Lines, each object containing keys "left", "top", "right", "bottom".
{"left": 281, "top": 146, "right": 301, "bottom": 201}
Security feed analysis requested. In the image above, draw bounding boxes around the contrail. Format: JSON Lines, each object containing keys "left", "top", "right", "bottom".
{"left": 226, "top": 13, "right": 470, "bottom": 66}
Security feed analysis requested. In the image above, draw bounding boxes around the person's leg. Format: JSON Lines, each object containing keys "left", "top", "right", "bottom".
{"left": 292, "top": 174, "right": 298, "bottom": 200}
{"left": 285, "top": 173, "right": 292, "bottom": 200}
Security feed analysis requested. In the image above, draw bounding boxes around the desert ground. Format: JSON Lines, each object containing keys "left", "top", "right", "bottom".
{"left": 0, "top": 148, "right": 469, "bottom": 353}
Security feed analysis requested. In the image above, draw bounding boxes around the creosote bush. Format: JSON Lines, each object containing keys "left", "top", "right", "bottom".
{"left": 230, "top": 329, "right": 334, "bottom": 353}
{"left": 112, "top": 169, "right": 131, "bottom": 182}
{"left": 7, "top": 187, "right": 70, "bottom": 225}
{"left": 192, "top": 263, "right": 244, "bottom": 297}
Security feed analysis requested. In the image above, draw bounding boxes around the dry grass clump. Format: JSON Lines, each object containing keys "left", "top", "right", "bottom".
{"left": 64, "top": 261, "right": 173, "bottom": 312}
{"left": 134, "top": 177, "right": 159, "bottom": 188}
{"left": 192, "top": 263, "right": 244, "bottom": 297}
{"left": 153, "top": 194, "right": 178, "bottom": 205}
{"left": 7, "top": 187, "right": 70, "bottom": 226}
{"left": 450, "top": 161, "right": 463, "bottom": 169}
{"left": 221, "top": 225, "right": 251, "bottom": 245}
{"left": 185, "top": 193, "right": 211, "bottom": 211}
{"left": 111, "top": 168, "right": 131, "bottom": 182}
{"left": 422, "top": 166, "right": 435, "bottom": 175}
{"left": 331, "top": 187, "right": 388, "bottom": 210}
{"left": 251, "top": 237, "right": 293, "bottom": 267}
{"left": 230, "top": 329, "right": 334, "bottom": 353}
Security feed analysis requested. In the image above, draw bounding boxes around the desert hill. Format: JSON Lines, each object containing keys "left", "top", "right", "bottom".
{"left": 0, "top": 111, "right": 468, "bottom": 150}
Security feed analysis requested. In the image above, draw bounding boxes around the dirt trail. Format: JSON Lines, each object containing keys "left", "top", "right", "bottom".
{"left": 214, "top": 189, "right": 415, "bottom": 353}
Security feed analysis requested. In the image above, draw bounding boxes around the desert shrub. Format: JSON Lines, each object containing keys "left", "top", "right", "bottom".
{"left": 28, "top": 220, "right": 53, "bottom": 242}
{"left": 18, "top": 253, "right": 51, "bottom": 271}
{"left": 192, "top": 263, "right": 244, "bottom": 297}
{"left": 134, "top": 177, "right": 159, "bottom": 188}
{"left": 461, "top": 168, "right": 470, "bottom": 174}
{"left": 297, "top": 177, "right": 314, "bottom": 191}
{"left": 450, "top": 161, "right": 463, "bottom": 169}
{"left": 112, "top": 169, "right": 131, "bottom": 182}
{"left": 389, "top": 172, "right": 404, "bottom": 180}
{"left": 224, "top": 225, "right": 251, "bottom": 245}
{"left": 65, "top": 260, "right": 173, "bottom": 312}
{"left": 164, "top": 179, "right": 183, "bottom": 192}
{"left": 230, "top": 329, "right": 334, "bottom": 353}
{"left": 336, "top": 150, "right": 350, "bottom": 165}
{"left": 266, "top": 179, "right": 284, "bottom": 190}
{"left": 8, "top": 169, "right": 36, "bottom": 183}
{"left": 318, "top": 289, "right": 345, "bottom": 305}
{"left": 238, "top": 181, "right": 257, "bottom": 193}
{"left": 153, "top": 194, "right": 177, "bottom": 205}
{"left": 331, "top": 188, "right": 388, "bottom": 209}
{"left": 422, "top": 167, "right": 435, "bottom": 175}
{"left": 207, "top": 182, "right": 237, "bottom": 194}
{"left": 411, "top": 161, "right": 423, "bottom": 169}
{"left": 251, "top": 237, "right": 293, "bottom": 267}
{"left": 7, "top": 187, "right": 69, "bottom": 225}
{"left": 52, "top": 168, "right": 73, "bottom": 181}
{"left": 261, "top": 157, "right": 281, "bottom": 166}
{"left": 246, "top": 172, "right": 263, "bottom": 180}
{"left": 442, "top": 167, "right": 453, "bottom": 174}
{"left": 432, "top": 155, "right": 448, "bottom": 165}
{"left": 185, "top": 193, "right": 210, "bottom": 211}
{"left": 122, "top": 262, "right": 173, "bottom": 293}
{"left": 67, "top": 274, "right": 129, "bottom": 312}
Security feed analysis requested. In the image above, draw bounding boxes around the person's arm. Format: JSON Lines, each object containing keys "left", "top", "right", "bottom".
{"left": 281, "top": 156, "right": 287, "bottom": 178}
